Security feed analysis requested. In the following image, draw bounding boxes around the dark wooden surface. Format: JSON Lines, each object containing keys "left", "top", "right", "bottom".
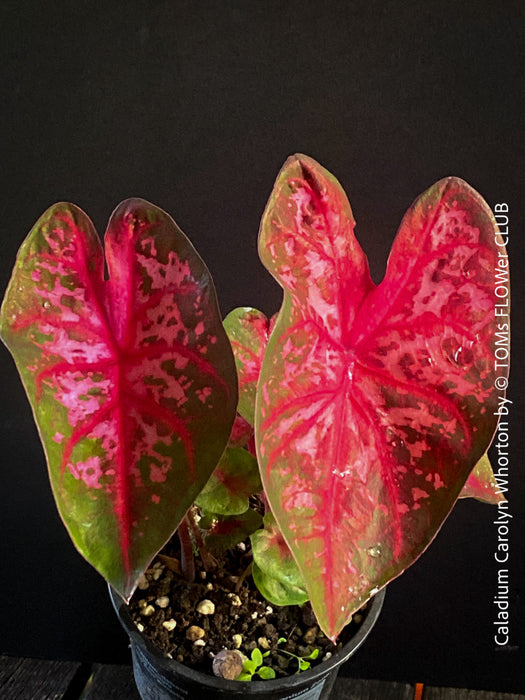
{"left": 421, "top": 689, "right": 525, "bottom": 700}
{"left": 1, "top": 656, "right": 523, "bottom": 699}
{"left": 79, "top": 663, "right": 141, "bottom": 699}
{"left": 331, "top": 678, "right": 414, "bottom": 699}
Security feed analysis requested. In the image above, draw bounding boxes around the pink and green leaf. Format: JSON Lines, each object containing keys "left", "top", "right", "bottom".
{"left": 256, "top": 155, "right": 509, "bottom": 639}
{"left": 461, "top": 454, "right": 505, "bottom": 504}
{"left": 229, "top": 414, "right": 255, "bottom": 448}
{"left": 251, "top": 513, "right": 309, "bottom": 606}
{"left": 225, "top": 309, "right": 500, "bottom": 505}
{"left": 223, "top": 307, "right": 272, "bottom": 425}
{"left": 195, "top": 446, "right": 262, "bottom": 516}
{"left": 201, "top": 509, "right": 263, "bottom": 553}
{"left": 0, "top": 199, "right": 237, "bottom": 600}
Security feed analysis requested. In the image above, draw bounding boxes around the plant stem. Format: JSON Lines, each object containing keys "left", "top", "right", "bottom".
{"left": 235, "top": 561, "right": 253, "bottom": 593}
{"left": 178, "top": 516, "right": 195, "bottom": 582}
{"left": 187, "top": 506, "right": 217, "bottom": 571}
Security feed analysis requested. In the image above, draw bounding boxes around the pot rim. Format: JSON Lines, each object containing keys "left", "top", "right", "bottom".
{"left": 109, "top": 584, "right": 385, "bottom": 692}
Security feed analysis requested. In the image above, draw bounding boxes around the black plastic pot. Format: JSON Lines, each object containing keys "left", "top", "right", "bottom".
{"left": 110, "top": 585, "right": 385, "bottom": 700}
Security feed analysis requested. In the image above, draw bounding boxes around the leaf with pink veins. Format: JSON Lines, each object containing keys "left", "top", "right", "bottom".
{"left": 256, "top": 155, "right": 509, "bottom": 640}
{"left": 224, "top": 307, "right": 502, "bottom": 506}
{"left": 0, "top": 199, "right": 237, "bottom": 600}
{"left": 223, "top": 307, "right": 273, "bottom": 425}
{"left": 223, "top": 306, "right": 504, "bottom": 509}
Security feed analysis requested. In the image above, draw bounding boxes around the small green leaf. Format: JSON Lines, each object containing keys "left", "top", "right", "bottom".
{"left": 243, "top": 659, "right": 257, "bottom": 674}
{"left": 308, "top": 649, "right": 319, "bottom": 660}
{"left": 196, "top": 446, "right": 261, "bottom": 516}
{"left": 257, "top": 666, "right": 276, "bottom": 680}
{"left": 237, "top": 672, "right": 253, "bottom": 682}
{"left": 299, "top": 659, "right": 310, "bottom": 671}
{"left": 251, "top": 513, "right": 309, "bottom": 605}
{"left": 251, "top": 648, "right": 263, "bottom": 667}
{"left": 252, "top": 561, "right": 309, "bottom": 606}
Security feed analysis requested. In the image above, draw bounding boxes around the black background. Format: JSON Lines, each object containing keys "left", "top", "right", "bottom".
{"left": 1, "top": 1, "right": 524, "bottom": 693}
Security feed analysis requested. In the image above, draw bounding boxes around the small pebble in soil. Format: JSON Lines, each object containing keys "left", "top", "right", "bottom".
{"left": 156, "top": 596, "right": 170, "bottom": 608}
{"left": 152, "top": 563, "right": 164, "bottom": 580}
{"left": 186, "top": 625, "right": 205, "bottom": 641}
{"left": 142, "top": 605, "right": 155, "bottom": 617}
{"left": 258, "top": 636, "right": 270, "bottom": 650}
{"left": 303, "top": 626, "right": 318, "bottom": 644}
{"left": 212, "top": 649, "right": 246, "bottom": 680}
{"left": 163, "top": 619, "right": 177, "bottom": 631}
{"left": 196, "top": 599, "right": 215, "bottom": 615}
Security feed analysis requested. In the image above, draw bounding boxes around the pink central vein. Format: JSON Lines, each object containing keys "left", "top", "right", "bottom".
{"left": 113, "top": 365, "right": 131, "bottom": 577}
{"left": 322, "top": 374, "right": 348, "bottom": 631}
{"left": 32, "top": 216, "right": 206, "bottom": 580}
{"left": 349, "top": 383, "right": 403, "bottom": 558}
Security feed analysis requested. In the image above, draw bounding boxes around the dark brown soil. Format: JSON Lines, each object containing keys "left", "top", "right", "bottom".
{"left": 128, "top": 538, "right": 369, "bottom": 680}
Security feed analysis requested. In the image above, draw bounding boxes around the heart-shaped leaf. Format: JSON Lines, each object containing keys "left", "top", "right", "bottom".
{"left": 223, "top": 307, "right": 272, "bottom": 425}
{"left": 257, "top": 155, "right": 509, "bottom": 639}
{"left": 0, "top": 199, "right": 237, "bottom": 600}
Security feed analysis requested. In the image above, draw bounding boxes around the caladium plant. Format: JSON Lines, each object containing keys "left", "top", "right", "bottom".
{"left": 0, "top": 154, "right": 509, "bottom": 650}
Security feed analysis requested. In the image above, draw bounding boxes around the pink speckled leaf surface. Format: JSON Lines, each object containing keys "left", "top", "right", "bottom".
{"left": 223, "top": 307, "right": 273, "bottom": 425}
{"left": 0, "top": 200, "right": 237, "bottom": 600}
{"left": 225, "top": 309, "right": 502, "bottom": 503}
{"left": 256, "top": 155, "right": 509, "bottom": 639}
